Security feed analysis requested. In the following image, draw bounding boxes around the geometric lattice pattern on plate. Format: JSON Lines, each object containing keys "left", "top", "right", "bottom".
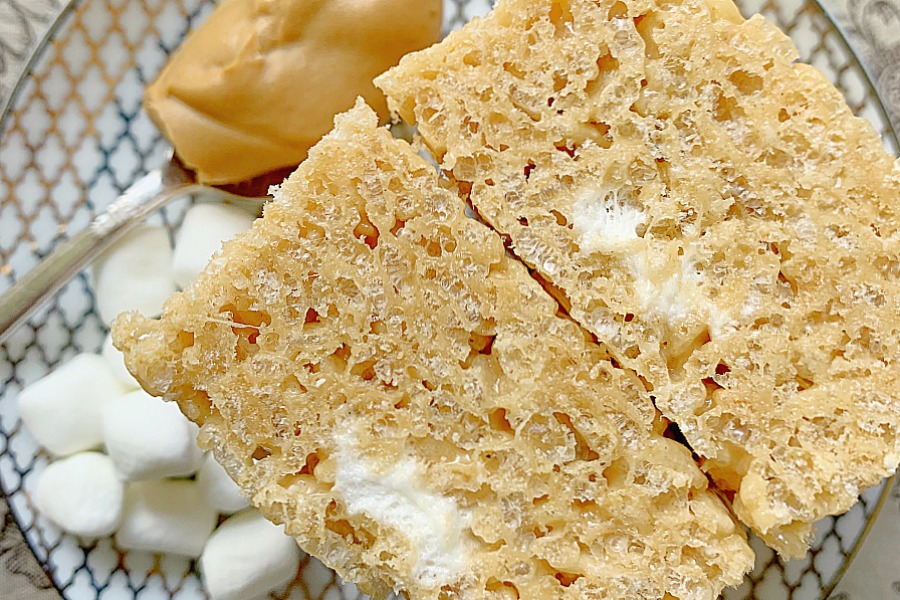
{"left": 0, "top": 0, "right": 896, "bottom": 598}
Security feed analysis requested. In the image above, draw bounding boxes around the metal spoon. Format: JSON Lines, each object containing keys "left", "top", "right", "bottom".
{"left": 0, "top": 153, "right": 272, "bottom": 345}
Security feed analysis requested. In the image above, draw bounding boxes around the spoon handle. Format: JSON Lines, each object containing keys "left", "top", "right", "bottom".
{"left": 0, "top": 170, "right": 191, "bottom": 345}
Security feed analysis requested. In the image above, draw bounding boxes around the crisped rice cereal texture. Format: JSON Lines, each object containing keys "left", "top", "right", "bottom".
{"left": 377, "top": 0, "right": 900, "bottom": 556}
{"left": 114, "top": 102, "right": 753, "bottom": 600}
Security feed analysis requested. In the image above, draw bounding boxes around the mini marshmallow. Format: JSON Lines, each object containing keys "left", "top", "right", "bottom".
{"left": 18, "top": 353, "right": 130, "bottom": 456}
{"left": 197, "top": 453, "right": 250, "bottom": 515}
{"left": 101, "top": 333, "right": 140, "bottom": 389}
{"left": 200, "top": 509, "right": 302, "bottom": 600}
{"left": 34, "top": 452, "right": 124, "bottom": 538}
{"left": 102, "top": 389, "right": 203, "bottom": 481}
{"left": 172, "top": 203, "right": 256, "bottom": 289}
{"left": 92, "top": 224, "right": 176, "bottom": 323}
{"left": 116, "top": 480, "right": 217, "bottom": 558}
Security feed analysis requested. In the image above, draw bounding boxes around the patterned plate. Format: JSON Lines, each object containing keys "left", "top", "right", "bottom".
{"left": 0, "top": 0, "right": 897, "bottom": 599}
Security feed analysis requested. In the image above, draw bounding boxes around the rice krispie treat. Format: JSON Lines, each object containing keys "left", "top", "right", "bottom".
{"left": 114, "top": 102, "right": 752, "bottom": 599}
{"left": 377, "top": 0, "right": 900, "bottom": 556}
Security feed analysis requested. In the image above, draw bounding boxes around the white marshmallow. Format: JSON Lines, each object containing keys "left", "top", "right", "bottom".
{"left": 101, "top": 333, "right": 140, "bottom": 389}
{"left": 34, "top": 452, "right": 124, "bottom": 538}
{"left": 102, "top": 389, "right": 203, "bottom": 481}
{"left": 172, "top": 203, "right": 256, "bottom": 289}
{"left": 92, "top": 224, "right": 176, "bottom": 323}
{"left": 18, "top": 353, "right": 130, "bottom": 456}
{"left": 116, "top": 480, "right": 217, "bottom": 558}
{"left": 200, "top": 509, "right": 302, "bottom": 600}
{"left": 197, "top": 453, "right": 250, "bottom": 515}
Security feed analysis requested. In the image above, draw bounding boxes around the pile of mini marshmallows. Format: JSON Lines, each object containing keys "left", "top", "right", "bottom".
{"left": 17, "top": 203, "right": 303, "bottom": 600}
